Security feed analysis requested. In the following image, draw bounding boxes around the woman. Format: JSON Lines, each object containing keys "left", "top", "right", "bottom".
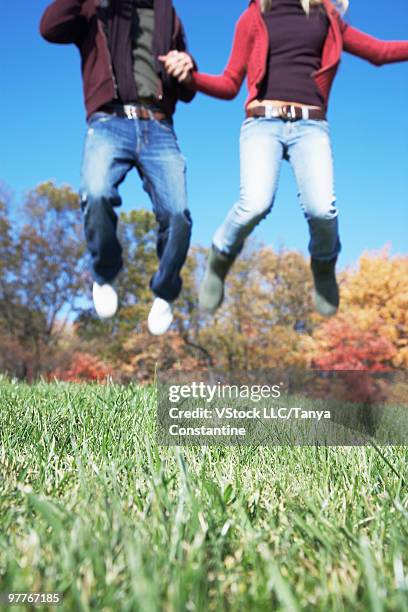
{"left": 161, "top": 0, "right": 408, "bottom": 317}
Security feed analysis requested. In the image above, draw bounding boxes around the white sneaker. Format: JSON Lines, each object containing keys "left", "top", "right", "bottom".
{"left": 92, "top": 282, "right": 118, "bottom": 319}
{"left": 147, "top": 298, "right": 173, "bottom": 336}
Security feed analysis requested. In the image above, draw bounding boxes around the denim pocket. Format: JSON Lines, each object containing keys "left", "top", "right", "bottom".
{"left": 241, "top": 116, "right": 275, "bottom": 130}
{"left": 88, "top": 111, "right": 112, "bottom": 125}
{"left": 303, "top": 119, "right": 330, "bottom": 133}
{"left": 241, "top": 117, "right": 257, "bottom": 128}
{"left": 153, "top": 117, "right": 174, "bottom": 134}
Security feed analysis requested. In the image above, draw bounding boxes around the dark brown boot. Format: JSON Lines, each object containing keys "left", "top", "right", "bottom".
{"left": 311, "top": 257, "right": 339, "bottom": 317}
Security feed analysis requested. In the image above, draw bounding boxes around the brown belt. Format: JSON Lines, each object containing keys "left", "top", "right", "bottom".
{"left": 246, "top": 104, "right": 326, "bottom": 121}
{"left": 100, "top": 103, "right": 168, "bottom": 121}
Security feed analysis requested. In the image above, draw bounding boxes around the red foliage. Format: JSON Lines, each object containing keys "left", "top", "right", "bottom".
{"left": 312, "top": 316, "right": 396, "bottom": 372}
{"left": 48, "top": 352, "right": 112, "bottom": 382}
{"left": 309, "top": 316, "right": 398, "bottom": 403}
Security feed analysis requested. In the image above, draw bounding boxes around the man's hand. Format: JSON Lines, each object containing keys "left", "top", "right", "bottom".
{"left": 159, "top": 51, "right": 194, "bottom": 84}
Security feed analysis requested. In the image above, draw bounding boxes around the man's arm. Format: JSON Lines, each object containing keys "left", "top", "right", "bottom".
{"left": 171, "top": 14, "right": 197, "bottom": 103}
{"left": 40, "top": 0, "right": 87, "bottom": 45}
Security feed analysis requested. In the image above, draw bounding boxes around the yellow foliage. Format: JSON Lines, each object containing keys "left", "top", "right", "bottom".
{"left": 307, "top": 249, "right": 408, "bottom": 369}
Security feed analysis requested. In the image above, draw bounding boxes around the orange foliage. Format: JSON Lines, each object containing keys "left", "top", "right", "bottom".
{"left": 310, "top": 314, "right": 396, "bottom": 371}
{"left": 49, "top": 352, "right": 112, "bottom": 382}
{"left": 341, "top": 249, "right": 408, "bottom": 368}
{"left": 119, "top": 327, "right": 202, "bottom": 383}
{"left": 306, "top": 250, "right": 408, "bottom": 372}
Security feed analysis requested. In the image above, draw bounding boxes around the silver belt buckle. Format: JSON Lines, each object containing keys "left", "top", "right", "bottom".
{"left": 279, "top": 105, "right": 297, "bottom": 121}
{"left": 265, "top": 104, "right": 274, "bottom": 119}
{"left": 278, "top": 105, "right": 289, "bottom": 120}
{"left": 124, "top": 104, "right": 138, "bottom": 119}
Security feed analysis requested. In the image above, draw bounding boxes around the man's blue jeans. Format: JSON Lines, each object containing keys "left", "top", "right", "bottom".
{"left": 213, "top": 117, "right": 341, "bottom": 261}
{"left": 80, "top": 112, "right": 192, "bottom": 302}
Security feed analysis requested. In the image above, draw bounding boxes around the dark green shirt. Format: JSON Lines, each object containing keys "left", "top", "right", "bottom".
{"left": 132, "top": 8, "right": 160, "bottom": 104}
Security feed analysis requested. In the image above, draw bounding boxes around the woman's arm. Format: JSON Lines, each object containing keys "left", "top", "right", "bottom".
{"left": 342, "top": 24, "right": 408, "bottom": 66}
{"left": 190, "top": 13, "right": 251, "bottom": 100}
{"left": 40, "top": 0, "right": 87, "bottom": 45}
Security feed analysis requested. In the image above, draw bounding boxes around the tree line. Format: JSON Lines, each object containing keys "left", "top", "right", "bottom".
{"left": 0, "top": 182, "right": 407, "bottom": 383}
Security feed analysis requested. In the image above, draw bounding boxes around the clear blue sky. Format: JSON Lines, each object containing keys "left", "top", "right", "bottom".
{"left": 1, "top": 0, "right": 407, "bottom": 268}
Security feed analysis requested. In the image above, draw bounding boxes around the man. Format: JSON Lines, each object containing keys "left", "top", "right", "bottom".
{"left": 40, "top": 0, "right": 195, "bottom": 335}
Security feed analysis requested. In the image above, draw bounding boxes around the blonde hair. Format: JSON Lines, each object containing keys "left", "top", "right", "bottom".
{"left": 261, "top": 0, "right": 349, "bottom": 14}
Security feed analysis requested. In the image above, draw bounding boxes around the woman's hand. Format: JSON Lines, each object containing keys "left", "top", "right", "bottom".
{"left": 159, "top": 51, "right": 194, "bottom": 84}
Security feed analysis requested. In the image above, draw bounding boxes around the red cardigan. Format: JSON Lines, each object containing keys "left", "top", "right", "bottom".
{"left": 192, "top": 0, "right": 408, "bottom": 110}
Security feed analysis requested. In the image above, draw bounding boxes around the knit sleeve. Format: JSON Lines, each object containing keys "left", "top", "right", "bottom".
{"left": 191, "top": 12, "right": 251, "bottom": 100}
{"left": 342, "top": 22, "right": 408, "bottom": 66}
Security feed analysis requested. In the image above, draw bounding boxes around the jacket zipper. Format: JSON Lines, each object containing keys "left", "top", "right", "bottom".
{"left": 97, "top": 18, "right": 119, "bottom": 99}
{"left": 157, "top": 79, "right": 163, "bottom": 101}
{"left": 156, "top": 9, "right": 180, "bottom": 103}
{"left": 157, "top": 21, "right": 171, "bottom": 102}
{"left": 97, "top": 8, "right": 166, "bottom": 103}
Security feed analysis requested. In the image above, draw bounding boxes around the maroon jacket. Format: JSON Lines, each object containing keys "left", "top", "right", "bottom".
{"left": 40, "top": 0, "right": 196, "bottom": 119}
{"left": 192, "top": 0, "right": 408, "bottom": 110}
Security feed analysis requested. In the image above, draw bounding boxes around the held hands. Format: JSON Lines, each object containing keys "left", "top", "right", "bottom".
{"left": 159, "top": 51, "right": 194, "bottom": 85}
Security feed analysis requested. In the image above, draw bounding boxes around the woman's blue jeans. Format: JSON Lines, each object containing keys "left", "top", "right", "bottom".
{"left": 213, "top": 117, "right": 341, "bottom": 261}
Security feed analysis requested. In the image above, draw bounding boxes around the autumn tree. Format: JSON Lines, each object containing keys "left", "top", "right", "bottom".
{"left": 309, "top": 312, "right": 396, "bottom": 371}
{"left": 189, "top": 244, "right": 315, "bottom": 372}
{"left": 49, "top": 351, "right": 112, "bottom": 383}
{"left": 306, "top": 250, "right": 408, "bottom": 371}
{"left": 0, "top": 193, "right": 23, "bottom": 374}
{"left": 0, "top": 191, "right": 15, "bottom": 281}
{"left": 0, "top": 182, "right": 86, "bottom": 379}
{"left": 341, "top": 249, "right": 408, "bottom": 368}
{"left": 115, "top": 242, "right": 317, "bottom": 377}
{"left": 113, "top": 242, "right": 318, "bottom": 377}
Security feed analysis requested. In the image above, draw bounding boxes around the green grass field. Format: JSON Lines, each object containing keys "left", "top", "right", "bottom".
{"left": 1, "top": 380, "right": 408, "bottom": 611}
